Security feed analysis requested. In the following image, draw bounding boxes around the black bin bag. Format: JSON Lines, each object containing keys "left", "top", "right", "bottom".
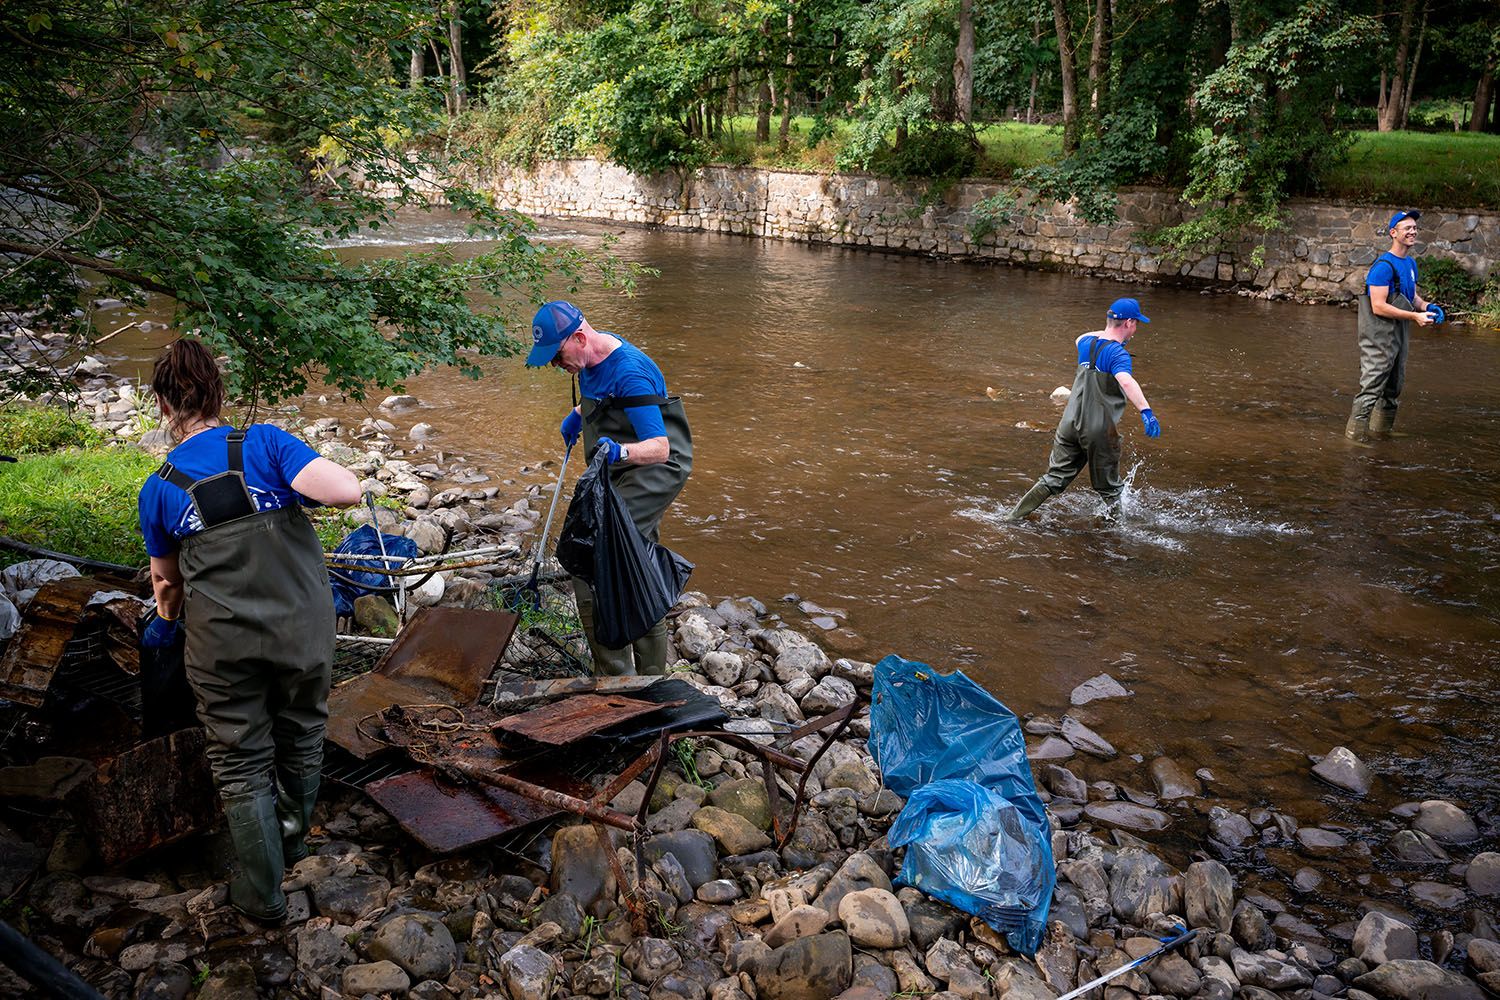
{"left": 556, "top": 446, "right": 693, "bottom": 648}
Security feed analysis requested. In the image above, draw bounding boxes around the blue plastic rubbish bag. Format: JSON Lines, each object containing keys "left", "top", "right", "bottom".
{"left": 328, "top": 524, "right": 420, "bottom": 617}
{"left": 869, "top": 654, "right": 1055, "bottom": 954}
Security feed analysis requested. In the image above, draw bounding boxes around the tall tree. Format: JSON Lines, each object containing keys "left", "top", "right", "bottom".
{"left": 1087, "top": 0, "right": 1111, "bottom": 115}
{"left": 1051, "top": 0, "right": 1082, "bottom": 152}
{"left": 0, "top": 0, "right": 623, "bottom": 404}
{"left": 954, "top": 0, "right": 975, "bottom": 123}
{"left": 1377, "top": 0, "right": 1418, "bottom": 131}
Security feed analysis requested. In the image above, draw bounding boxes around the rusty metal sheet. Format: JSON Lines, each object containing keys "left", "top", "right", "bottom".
{"left": 364, "top": 770, "right": 562, "bottom": 853}
{"left": 490, "top": 674, "right": 660, "bottom": 711}
{"left": 76, "top": 728, "right": 218, "bottom": 866}
{"left": 0, "top": 576, "right": 133, "bottom": 707}
{"left": 325, "top": 607, "right": 519, "bottom": 760}
{"left": 374, "top": 607, "right": 518, "bottom": 700}
{"left": 493, "top": 694, "right": 678, "bottom": 746}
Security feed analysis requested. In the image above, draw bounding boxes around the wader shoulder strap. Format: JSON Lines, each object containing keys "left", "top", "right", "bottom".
{"left": 154, "top": 429, "right": 256, "bottom": 528}
{"left": 1087, "top": 338, "right": 1106, "bottom": 372}
{"left": 155, "top": 430, "right": 248, "bottom": 490}
{"left": 584, "top": 393, "right": 673, "bottom": 424}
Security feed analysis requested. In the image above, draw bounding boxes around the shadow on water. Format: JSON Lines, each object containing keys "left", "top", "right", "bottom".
{"left": 102, "top": 209, "right": 1499, "bottom": 927}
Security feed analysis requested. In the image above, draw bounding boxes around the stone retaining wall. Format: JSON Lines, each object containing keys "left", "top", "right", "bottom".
{"left": 470, "top": 159, "right": 1496, "bottom": 301}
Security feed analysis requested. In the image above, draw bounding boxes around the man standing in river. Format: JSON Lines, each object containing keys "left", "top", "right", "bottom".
{"left": 1007, "top": 298, "right": 1162, "bottom": 521}
{"left": 526, "top": 301, "right": 693, "bottom": 675}
{"left": 1345, "top": 210, "right": 1443, "bottom": 441}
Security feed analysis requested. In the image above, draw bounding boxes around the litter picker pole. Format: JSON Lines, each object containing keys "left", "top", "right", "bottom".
{"left": 518, "top": 445, "right": 571, "bottom": 608}
{"left": 1054, "top": 926, "right": 1197, "bottom": 1000}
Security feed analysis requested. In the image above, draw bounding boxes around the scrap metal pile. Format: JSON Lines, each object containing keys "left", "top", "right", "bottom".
{"left": 2, "top": 584, "right": 861, "bottom": 929}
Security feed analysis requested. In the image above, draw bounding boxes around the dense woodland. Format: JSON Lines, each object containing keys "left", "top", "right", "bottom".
{"left": 0, "top": 1, "right": 1495, "bottom": 402}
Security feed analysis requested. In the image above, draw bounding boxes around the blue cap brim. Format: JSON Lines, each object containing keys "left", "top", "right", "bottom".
{"left": 525, "top": 339, "right": 563, "bottom": 367}
{"left": 1136, "top": 315, "right": 1150, "bottom": 323}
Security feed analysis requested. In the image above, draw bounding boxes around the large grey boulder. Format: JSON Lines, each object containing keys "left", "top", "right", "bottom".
{"left": 550, "top": 824, "right": 616, "bottom": 908}
{"left": 1353, "top": 912, "right": 1418, "bottom": 965}
{"left": 1311, "top": 746, "right": 1374, "bottom": 795}
{"left": 1466, "top": 851, "right": 1500, "bottom": 896}
{"left": 1184, "top": 860, "right": 1234, "bottom": 932}
{"left": 752, "top": 931, "right": 852, "bottom": 1000}
{"left": 1412, "top": 800, "right": 1479, "bottom": 845}
{"left": 1230, "top": 949, "right": 1313, "bottom": 990}
{"left": 367, "top": 913, "right": 458, "bottom": 982}
{"left": 837, "top": 888, "right": 909, "bottom": 949}
{"left": 1354, "top": 959, "right": 1485, "bottom": 1000}
{"left": 1109, "top": 848, "right": 1181, "bottom": 923}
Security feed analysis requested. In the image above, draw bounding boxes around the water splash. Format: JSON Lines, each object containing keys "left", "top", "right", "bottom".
{"left": 962, "top": 460, "right": 1304, "bottom": 550}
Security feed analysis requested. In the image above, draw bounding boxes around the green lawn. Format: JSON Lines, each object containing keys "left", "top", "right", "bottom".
{"left": 1320, "top": 130, "right": 1500, "bottom": 209}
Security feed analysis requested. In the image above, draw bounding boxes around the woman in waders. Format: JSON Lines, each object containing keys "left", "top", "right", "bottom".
{"left": 137, "top": 340, "right": 360, "bottom": 922}
{"left": 1007, "top": 298, "right": 1163, "bottom": 521}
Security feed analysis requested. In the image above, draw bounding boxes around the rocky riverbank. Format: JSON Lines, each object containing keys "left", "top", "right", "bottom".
{"left": 3, "top": 339, "right": 1498, "bottom": 1000}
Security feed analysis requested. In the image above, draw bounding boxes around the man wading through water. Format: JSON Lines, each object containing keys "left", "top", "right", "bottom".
{"left": 527, "top": 301, "right": 693, "bottom": 675}
{"left": 1007, "top": 298, "right": 1163, "bottom": 521}
{"left": 1345, "top": 209, "right": 1445, "bottom": 441}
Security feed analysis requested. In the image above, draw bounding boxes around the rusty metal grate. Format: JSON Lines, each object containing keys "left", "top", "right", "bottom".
{"left": 333, "top": 635, "right": 393, "bottom": 684}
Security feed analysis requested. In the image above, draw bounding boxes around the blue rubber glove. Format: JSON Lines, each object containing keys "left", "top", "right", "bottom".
{"left": 560, "top": 409, "right": 582, "bottom": 448}
{"left": 1141, "top": 408, "right": 1162, "bottom": 438}
{"left": 597, "top": 436, "right": 624, "bottom": 464}
{"left": 1426, "top": 304, "right": 1445, "bottom": 325}
{"left": 141, "top": 611, "right": 181, "bottom": 649}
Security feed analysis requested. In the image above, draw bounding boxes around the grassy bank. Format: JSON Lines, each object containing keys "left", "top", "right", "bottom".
{"left": 663, "top": 118, "right": 1500, "bottom": 210}
{"left": 0, "top": 408, "right": 155, "bottom": 568}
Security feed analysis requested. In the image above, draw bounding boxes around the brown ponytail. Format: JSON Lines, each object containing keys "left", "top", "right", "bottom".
{"left": 151, "top": 339, "right": 224, "bottom": 436}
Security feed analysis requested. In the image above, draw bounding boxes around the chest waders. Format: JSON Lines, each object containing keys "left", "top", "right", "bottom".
{"left": 157, "top": 431, "right": 334, "bottom": 921}
{"left": 573, "top": 390, "right": 693, "bottom": 676}
{"left": 1348, "top": 271, "right": 1414, "bottom": 438}
{"left": 1009, "top": 338, "right": 1128, "bottom": 520}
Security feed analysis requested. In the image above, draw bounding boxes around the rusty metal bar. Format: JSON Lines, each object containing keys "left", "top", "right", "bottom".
{"left": 777, "top": 702, "right": 856, "bottom": 846}
{"left": 592, "top": 741, "right": 663, "bottom": 810}
{"left": 442, "top": 760, "right": 639, "bottom": 831}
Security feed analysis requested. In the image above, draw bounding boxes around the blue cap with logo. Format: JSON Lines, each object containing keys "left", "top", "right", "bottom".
{"left": 1386, "top": 209, "right": 1421, "bottom": 232}
{"left": 1106, "top": 297, "right": 1150, "bottom": 324}
{"left": 526, "top": 301, "right": 585, "bottom": 367}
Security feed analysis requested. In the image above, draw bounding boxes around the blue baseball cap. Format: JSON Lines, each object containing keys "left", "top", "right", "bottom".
{"left": 1386, "top": 209, "right": 1421, "bottom": 231}
{"left": 525, "top": 301, "right": 585, "bottom": 366}
{"left": 1106, "top": 297, "right": 1150, "bottom": 324}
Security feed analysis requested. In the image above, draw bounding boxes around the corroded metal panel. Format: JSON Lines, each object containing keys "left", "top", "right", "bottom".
{"left": 364, "top": 770, "right": 561, "bottom": 853}
{"left": 77, "top": 728, "right": 217, "bottom": 865}
{"left": 492, "top": 694, "right": 674, "bottom": 746}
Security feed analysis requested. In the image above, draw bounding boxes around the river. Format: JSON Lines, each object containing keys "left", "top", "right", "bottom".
{"left": 110, "top": 210, "right": 1499, "bottom": 892}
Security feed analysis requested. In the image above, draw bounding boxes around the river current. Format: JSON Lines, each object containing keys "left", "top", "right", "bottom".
{"left": 111, "top": 211, "right": 1499, "bottom": 886}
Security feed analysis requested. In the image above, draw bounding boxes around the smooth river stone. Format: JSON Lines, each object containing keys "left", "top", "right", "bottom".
{"left": 1069, "top": 673, "right": 1132, "bottom": 705}
{"left": 1311, "top": 746, "right": 1373, "bottom": 795}
{"left": 1084, "top": 801, "right": 1172, "bottom": 832}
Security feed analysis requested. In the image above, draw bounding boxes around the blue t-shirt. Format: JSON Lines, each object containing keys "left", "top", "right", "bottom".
{"left": 579, "top": 335, "right": 669, "bottom": 440}
{"left": 1076, "top": 335, "right": 1133, "bottom": 376}
{"left": 1366, "top": 252, "right": 1417, "bottom": 302}
{"left": 137, "top": 425, "right": 321, "bottom": 558}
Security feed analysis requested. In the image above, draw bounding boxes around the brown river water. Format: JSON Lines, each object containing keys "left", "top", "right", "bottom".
{"left": 108, "top": 210, "right": 1497, "bottom": 916}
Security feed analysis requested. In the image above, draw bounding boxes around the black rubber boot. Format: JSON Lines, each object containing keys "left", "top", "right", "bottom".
{"left": 223, "top": 791, "right": 288, "bottom": 923}
{"left": 1344, "top": 416, "right": 1370, "bottom": 441}
{"left": 276, "top": 769, "right": 320, "bottom": 868}
{"left": 1368, "top": 407, "right": 1397, "bottom": 436}
{"left": 1007, "top": 483, "right": 1054, "bottom": 522}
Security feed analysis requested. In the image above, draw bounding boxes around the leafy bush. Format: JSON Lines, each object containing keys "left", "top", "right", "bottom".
{"left": 1020, "top": 103, "right": 1166, "bottom": 225}
{"left": 1418, "top": 255, "right": 1486, "bottom": 309}
{"left": 0, "top": 406, "right": 104, "bottom": 456}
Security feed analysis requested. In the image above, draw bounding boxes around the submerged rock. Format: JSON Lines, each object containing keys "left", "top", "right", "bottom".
{"left": 1311, "top": 746, "right": 1374, "bottom": 795}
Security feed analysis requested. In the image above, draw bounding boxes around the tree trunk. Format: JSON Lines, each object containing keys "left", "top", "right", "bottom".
{"left": 1377, "top": 0, "right": 1416, "bottom": 132}
{"left": 1028, "top": 12, "right": 1042, "bottom": 123}
{"left": 410, "top": 45, "right": 425, "bottom": 89}
{"left": 757, "top": 24, "right": 772, "bottom": 141}
{"left": 778, "top": 12, "right": 794, "bottom": 152}
{"left": 447, "top": 3, "right": 467, "bottom": 114}
{"left": 1474, "top": 54, "right": 1497, "bottom": 132}
{"left": 1088, "top": 0, "right": 1112, "bottom": 115}
{"left": 954, "top": 0, "right": 975, "bottom": 123}
{"left": 1399, "top": 0, "right": 1428, "bottom": 130}
{"left": 1051, "top": 0, "right": 1081, "bottom": 153}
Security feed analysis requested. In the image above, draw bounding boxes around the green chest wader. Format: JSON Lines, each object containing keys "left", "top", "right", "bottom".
{"left": 571, "top": 390, "right": 693, "bottom": 676}
{"left": 1036, "top": 338, "right": 1127, "bottom": 503}
{"left": 157, "top": 431, "right": 333, "bottom": 920}
{"left": 1350, "top": 281, "right": 1414, "bottom": 435}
